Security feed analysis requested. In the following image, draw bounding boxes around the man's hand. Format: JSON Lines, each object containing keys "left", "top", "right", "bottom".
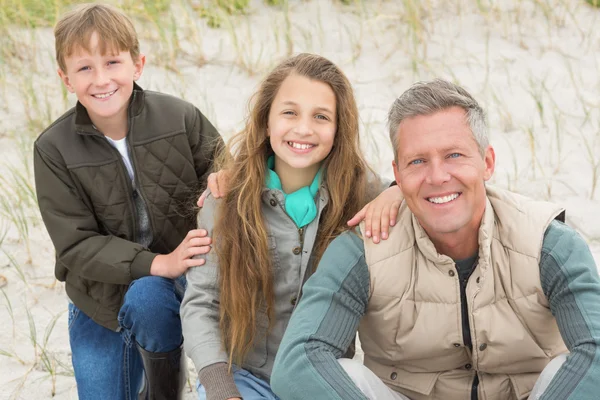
{"left": 197, "top": 170, "right": 230, "bottom": 207}
{"left": 150, "top": 229, "right": 212, "bottom": 278}
{"left": 347, "top": 185, "right": 403, "bottom": 243}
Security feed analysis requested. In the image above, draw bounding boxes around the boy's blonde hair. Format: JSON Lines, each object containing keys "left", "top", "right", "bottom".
{"left": 54, "top": 3, "right": 140, "bottom": 72}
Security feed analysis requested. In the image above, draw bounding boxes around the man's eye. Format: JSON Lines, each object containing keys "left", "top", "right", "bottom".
{"left": 409, "top": 159, "right": 424, "bottom": 165}
{"left": 448, "top": 153, "right": 461, "bottom": 158}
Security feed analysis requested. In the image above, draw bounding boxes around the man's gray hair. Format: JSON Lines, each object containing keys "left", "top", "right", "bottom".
{"left": 388, "top": 79, "right": 488, "bottom": 160}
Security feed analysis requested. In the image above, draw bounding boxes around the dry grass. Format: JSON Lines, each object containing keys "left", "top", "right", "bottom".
{"left": 0, "top": 0, "right": 599, "bottom": 398}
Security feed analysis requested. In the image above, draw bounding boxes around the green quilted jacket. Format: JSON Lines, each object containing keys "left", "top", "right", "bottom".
{"left": 34, "top": 84, "right": 223, "bottom": 330}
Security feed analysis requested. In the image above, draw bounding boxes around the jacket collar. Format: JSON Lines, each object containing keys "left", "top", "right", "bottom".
{"left": 75, "top": 82, "right": 145, "bottom": 135}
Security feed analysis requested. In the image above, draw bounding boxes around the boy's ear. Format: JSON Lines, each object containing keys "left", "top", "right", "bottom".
{"left": 133, "top": 53, "right": 146, "bottom": 81}
{"left": 57, "top": 68, "right": 75, "bottom": 93}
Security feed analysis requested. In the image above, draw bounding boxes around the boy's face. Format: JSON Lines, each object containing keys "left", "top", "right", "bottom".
{"left": 58, "top": 31, "right": 145, "bottom": 128}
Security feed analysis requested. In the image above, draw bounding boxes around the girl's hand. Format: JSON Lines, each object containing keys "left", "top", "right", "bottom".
{"left": 197, "top": 169, "right": 231, "bottom": 207}
{"left": 150, "top": 229, "right": 212, "bottom": 278}
{"left": 347, "top": 185, "right": 403, "bottom": 243}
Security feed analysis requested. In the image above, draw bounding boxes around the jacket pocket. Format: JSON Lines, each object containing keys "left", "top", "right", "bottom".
{"left": 243, "top": 305, "right": 269, "bottom": 368}
{"left": 508, "top": 372, "right": 538, "bottom": 400}
{"left": 369, "top": 364, "right": 441, "bottom": 397}
{"left": 267, "top": 235, "right": 281, "bottom": 270}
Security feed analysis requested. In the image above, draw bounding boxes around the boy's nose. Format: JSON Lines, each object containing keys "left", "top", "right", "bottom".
{"left": 93, "top": 70, "right": 111, "bottom": 87}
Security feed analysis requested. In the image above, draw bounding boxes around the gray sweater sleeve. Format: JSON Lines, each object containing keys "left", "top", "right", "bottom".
{"left": 271, "top": 231, "right": 370, "bottom": 400}
{"left": 181, "top": 195, "right": 241, "bottom": 400}
{"left": 539, "top": 220, "right": 600, "bottom": 400}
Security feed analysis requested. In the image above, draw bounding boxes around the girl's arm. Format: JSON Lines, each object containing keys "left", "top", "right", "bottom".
{"left": 347, "top": 182, "right": 403, "bottom": 243}
{"left": 181, "top": 194, "right": 242, "bottom": 400}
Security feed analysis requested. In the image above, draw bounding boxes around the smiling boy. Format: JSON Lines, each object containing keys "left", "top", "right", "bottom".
{"left": 33, "top": 4, "right": 223, "bottom": 399}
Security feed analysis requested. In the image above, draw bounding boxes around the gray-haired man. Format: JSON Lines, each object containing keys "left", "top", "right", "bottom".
{"left": 271, "top": 80, "right": 600, "bottom": 400}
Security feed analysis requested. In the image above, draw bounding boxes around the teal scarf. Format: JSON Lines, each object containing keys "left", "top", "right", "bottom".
{"left": 266, "top": 156, "right": 321, "bottom": 228}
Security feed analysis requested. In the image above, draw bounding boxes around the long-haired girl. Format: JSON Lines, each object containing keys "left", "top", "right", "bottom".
{"left": 181, "top": 53, "right": 398, "bottom": 400}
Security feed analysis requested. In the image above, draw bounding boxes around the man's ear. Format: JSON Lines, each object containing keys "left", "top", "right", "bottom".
{"left": 57, "top": 68, "right": 75, "bottom": 93}
{"left": 392, "top": 159, "right": 401, "bottom": 187}
{"left": 133, "top": 53, "right": 146, "bottom": 81}
{"left": 483, "top": 145, "right": 496, "bottom": 181}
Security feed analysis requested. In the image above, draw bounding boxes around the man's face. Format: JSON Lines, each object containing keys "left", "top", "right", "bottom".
{"left": 393, "top": 106, "right": 495, "bottom": 241}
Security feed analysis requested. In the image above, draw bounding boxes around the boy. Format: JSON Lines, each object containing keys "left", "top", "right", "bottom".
{"left": 33, "top": 4, "right": 222, "bottom": 399}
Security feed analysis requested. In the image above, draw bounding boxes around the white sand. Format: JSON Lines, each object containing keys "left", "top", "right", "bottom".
{"left": 0, "top": 0, "right": 599, "bottom": 398}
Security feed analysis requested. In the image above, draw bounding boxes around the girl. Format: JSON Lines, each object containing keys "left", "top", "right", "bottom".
{"left": 181, "top": 53, "right": 397, "bottom": 400}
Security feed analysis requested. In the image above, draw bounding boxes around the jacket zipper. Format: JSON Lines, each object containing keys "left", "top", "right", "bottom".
{"left": 298, "top": 227, "right": 305, "bottom": 249}
{"left": 124, "top": 92, "right": 155, "bottom": 246}
{"left": 80, "top": 127, "right": 140, "bottom": 243}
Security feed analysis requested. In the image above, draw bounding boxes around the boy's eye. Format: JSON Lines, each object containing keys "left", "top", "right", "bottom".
{"left": 107, "top": 60, "right": 119, "bottom": 65}
{"left": 78, "top": 66, "right": 90, "bottom": 72}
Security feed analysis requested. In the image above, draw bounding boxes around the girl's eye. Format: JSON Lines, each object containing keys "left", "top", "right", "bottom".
{"left": 283, "top": 110, "right": 295, "bottom": 116}
{"left": 409, "top": 159, "right": 424, "bottom": 165}
{"left": 315, "top": 114, "right": 329, "bottom": 121}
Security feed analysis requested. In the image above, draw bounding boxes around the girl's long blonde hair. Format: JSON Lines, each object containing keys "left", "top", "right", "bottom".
{"left": 212, "top": 53, "right": 374, "bottom": 366}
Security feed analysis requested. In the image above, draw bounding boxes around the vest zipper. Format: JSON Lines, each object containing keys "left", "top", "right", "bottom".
{"left": 471, "top": 374, "right": 479, "bottom": 400}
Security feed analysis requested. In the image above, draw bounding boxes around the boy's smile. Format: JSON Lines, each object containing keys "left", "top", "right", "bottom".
{"left": 58, "top": 31, "right": 145, "bottom": 138}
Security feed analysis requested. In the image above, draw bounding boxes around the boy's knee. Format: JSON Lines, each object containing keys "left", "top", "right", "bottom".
{"left": 121, "top": 276, "right": 180, "bottom": 327}
{"left": 125, "top": 277, "right": 170, "bottom": 305}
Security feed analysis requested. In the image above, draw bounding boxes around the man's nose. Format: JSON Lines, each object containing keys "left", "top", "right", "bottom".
{"left": 425, "top": 160, "right": 451, "bottom": 185}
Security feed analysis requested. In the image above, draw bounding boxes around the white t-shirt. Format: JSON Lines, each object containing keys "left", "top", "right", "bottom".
{"left": 105, "top": 136, "right": 135, "bottom": 182}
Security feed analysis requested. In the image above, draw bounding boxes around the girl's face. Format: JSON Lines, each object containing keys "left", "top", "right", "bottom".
{"left": 267, "top": 74, "right": 337, "bottom": 179}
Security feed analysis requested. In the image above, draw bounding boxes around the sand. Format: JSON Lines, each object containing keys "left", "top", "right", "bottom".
{"left": 0, "top": 0, "right": 599, "bottom": 398}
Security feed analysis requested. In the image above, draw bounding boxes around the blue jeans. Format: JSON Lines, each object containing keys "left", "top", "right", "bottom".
{"left": 69, "top": 276, "right": 186, "bottom": 400}
{"left": 196, "top": 368, "right": 280, "bottom": 400}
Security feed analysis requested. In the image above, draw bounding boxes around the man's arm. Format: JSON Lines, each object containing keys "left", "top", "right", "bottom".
{"left": 271, "top": 231, "right": 370, "bottom": 400}
{"left": 539, "top": 220, "right": 600, "bottom": 400}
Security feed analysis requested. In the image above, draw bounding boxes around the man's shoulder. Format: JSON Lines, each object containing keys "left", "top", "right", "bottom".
{"left": 330, "top": 230, "right": 365, "bottom": 254}
{"left": 320, "top": 231, "right": 366, "bottom": 273}
{"left": 542, "top": 220, "right": 588, "bottom": 260}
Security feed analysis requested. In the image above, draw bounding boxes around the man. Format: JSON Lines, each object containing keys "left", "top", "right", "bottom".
{"left": 271, "top": 80, "right": 600, "bottom": 400}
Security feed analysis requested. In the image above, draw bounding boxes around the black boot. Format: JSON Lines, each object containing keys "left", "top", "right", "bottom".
{"left": 137, "top": 343, "right": 187, "bottom": 400}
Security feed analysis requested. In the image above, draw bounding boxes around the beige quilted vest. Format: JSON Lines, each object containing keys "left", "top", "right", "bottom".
{"left": 359, "top": 186, "right": 568, "bottom": 400}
